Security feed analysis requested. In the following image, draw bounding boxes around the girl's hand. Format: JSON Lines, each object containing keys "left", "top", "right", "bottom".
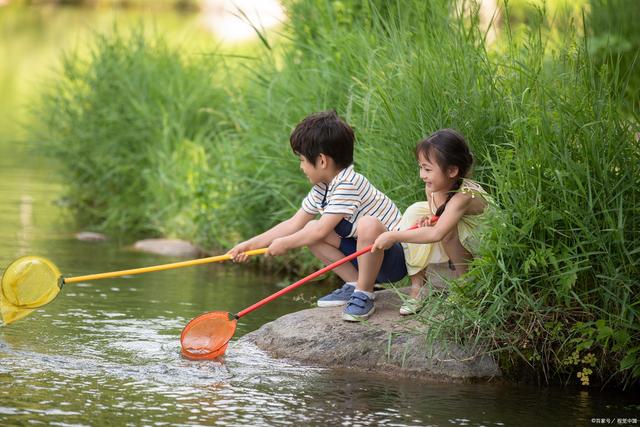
{"left": 267, "top": 237, "right": 290, "bottom": 257}
{"left": 415, "top": 215, "right": 438, "bottom": 228}
{"left": 372, "top": 232, "right": 396, "bottom": 252}
{"left": 414, "top": 217, "right": 429, "bottom": 228}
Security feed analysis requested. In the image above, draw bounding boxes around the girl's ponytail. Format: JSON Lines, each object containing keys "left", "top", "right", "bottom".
{"left": 434, "top": 178, "right": 463, "bottom": 218}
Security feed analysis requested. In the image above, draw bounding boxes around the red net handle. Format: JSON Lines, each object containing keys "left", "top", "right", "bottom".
{"left": 234, "top": 221, "right": 433, "bottom": 319}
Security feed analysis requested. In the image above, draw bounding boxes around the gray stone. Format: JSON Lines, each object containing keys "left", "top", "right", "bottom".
{"left": 75, "top": 231, "right": 107, "bottom": 241}
{"left": 240, "top": 288, "right": 501, "bottom": 382}
{"left": 132, "top": 239, "right": 201, "bottom": 258}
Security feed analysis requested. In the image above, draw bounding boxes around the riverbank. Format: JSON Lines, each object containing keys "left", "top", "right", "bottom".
{"left": 240, "top": 287, "right": 501, "bottom": 383}
{"left": 127, "top": 238, "right": 496, "bottom": 381}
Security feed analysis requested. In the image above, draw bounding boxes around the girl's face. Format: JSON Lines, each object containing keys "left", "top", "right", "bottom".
{"left": 417, "top": 152, "right": 459, "bottom": 193}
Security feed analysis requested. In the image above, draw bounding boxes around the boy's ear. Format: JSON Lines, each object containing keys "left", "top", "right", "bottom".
{"left": 447, "top": 166, "right": 460, "bottom": 179}
{"left": 317, "top": 153, "right": 328, "bottom": 168}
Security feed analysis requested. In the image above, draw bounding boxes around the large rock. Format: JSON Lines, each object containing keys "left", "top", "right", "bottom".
{"left": 132, "top": 239, "right": 201, "bottom": 258}
{"left": 240, "top": 288, "right": 501, "bottom": 382}
{"left": 75, "top": 231, "right": 107, "bottom": 241}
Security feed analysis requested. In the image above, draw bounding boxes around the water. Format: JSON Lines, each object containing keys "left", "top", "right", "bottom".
{"left": 1, "top": 4, "right": 639, "bottom": 427}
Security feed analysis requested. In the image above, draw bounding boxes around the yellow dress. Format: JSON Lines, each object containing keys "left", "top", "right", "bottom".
{"left": 400, "top": 179, "right": 489, "bottom": 276}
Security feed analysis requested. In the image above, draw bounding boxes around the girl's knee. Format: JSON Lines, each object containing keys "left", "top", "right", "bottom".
{"left": 401, "top": 202, "right": 430, "bottom": 225}
{"left": 405, "top": 201, "right": 429, "bottom": 216}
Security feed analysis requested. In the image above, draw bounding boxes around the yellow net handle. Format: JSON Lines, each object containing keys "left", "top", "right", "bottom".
{"left": 62, "top": 248, "right": 267, "bottom": 284}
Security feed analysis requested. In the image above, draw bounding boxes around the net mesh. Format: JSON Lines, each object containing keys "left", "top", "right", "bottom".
{"left": 180, "top": 311, "right": 237, "bottom": 360}
{"left": 1, "top": 256, "right": 62, "bottom": 325}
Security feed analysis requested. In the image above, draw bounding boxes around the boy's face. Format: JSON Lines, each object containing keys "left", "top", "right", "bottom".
{"left": 298, "top": 154, "right": 323, "bottom": 184}
{"left": 418, "top": 152, "right": 458, "bottom": 193}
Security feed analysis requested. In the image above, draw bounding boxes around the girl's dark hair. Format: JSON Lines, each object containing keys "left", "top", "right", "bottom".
{"left": 415, "top": 129, "right": 473, "bottom": 217}
{"left": 290, "top": 110, "right": 354, "bottom": 168}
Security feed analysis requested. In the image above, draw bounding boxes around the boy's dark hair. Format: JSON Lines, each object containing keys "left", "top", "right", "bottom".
{"left": 416, "top": 128, "right": 474, "bottom": 217}
{"left": 290, "top": 110, "right": 354, "bottom": 168}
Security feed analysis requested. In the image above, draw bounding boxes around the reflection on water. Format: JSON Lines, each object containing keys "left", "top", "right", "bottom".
{"left": 18, "top": 195, "right": 33, "bottom": 256}
{"left": 1, "top": 4, "right": 639, "bottom": 427}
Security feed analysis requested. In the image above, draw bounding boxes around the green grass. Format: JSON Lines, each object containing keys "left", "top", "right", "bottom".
{"left": 32, "top": 0, "right": 639, "bottom": 388}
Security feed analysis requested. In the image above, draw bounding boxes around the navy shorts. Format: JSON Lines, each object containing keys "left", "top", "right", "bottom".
{"left": 334, "top": 219, "right": 407, "bottom": 283}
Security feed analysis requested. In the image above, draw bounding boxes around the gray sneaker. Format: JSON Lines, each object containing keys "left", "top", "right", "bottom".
{"left": 317, "top": 283, "right": 355, "bottom": 307}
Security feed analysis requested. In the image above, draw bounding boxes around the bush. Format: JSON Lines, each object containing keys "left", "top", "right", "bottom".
{"left": 35, "top": 30, "right": 231, "bottom": 237}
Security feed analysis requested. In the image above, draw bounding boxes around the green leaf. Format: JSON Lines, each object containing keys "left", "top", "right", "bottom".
{"left": 613, "top": 330, "right": 631, "bottom": 350}
{"left": 576, "top": 339, "right": 594, "bottom": 352}
{"left": 596, "top": 326, "right": 614, "bottom": 342}
{"left": 620, "top": 352, "right": 638, "bottom": 371}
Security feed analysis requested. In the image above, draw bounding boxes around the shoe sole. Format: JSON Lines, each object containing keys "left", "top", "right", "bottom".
{"left": 317, "top": 300, "right": 349, "bottom": 308}
{"left": 342, "top": 306, "right": 375, "bottom": 322}
{"left": 317, "top": 293, "right": 375, "bottom": 308}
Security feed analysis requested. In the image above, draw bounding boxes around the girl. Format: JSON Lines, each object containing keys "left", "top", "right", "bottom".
{"left": 372, "top": 129, "right": 489, "bottom": 315}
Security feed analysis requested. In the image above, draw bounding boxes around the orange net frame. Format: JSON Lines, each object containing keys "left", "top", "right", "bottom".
{"left": 180, "top": 311, "right": 237, "bottom": 360}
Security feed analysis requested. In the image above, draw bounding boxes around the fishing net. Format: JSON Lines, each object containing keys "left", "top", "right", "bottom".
{"left": 180, "top": 311, "right": 237, "bottom": 360}
{"left": 1, "top": 256, "right": 62, "bottom": 325}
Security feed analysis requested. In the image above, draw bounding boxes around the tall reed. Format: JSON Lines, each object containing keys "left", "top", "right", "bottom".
{"left": 34, "top": 30, "right": 231, "bottom": 237}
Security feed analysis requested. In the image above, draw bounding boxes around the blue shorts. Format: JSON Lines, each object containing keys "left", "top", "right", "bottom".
{"left": 334, "top": 219, "right": 407, "bottom": 283}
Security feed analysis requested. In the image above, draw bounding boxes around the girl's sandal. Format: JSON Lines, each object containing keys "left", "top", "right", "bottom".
{"left": 399, "top": 297, "right": 423, "bottom": 316}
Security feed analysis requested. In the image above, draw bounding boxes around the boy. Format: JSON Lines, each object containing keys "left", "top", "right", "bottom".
{"left": 229, "top": 110, "right": 406, "bottom": 321}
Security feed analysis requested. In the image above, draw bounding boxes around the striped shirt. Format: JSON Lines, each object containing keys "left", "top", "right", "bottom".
{"left": 301, "top": 165, "right": 402, "bottom": 238}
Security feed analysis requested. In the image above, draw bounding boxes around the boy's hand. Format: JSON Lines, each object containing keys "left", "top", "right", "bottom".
{"left": 267, "top": 237, "right": 290, "bottom": 257}
{"left": 228, "top": 241, "right": 254, "bottom": 262}
{"left": 371, "top": 231, "right": 396, "bottom": 252}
